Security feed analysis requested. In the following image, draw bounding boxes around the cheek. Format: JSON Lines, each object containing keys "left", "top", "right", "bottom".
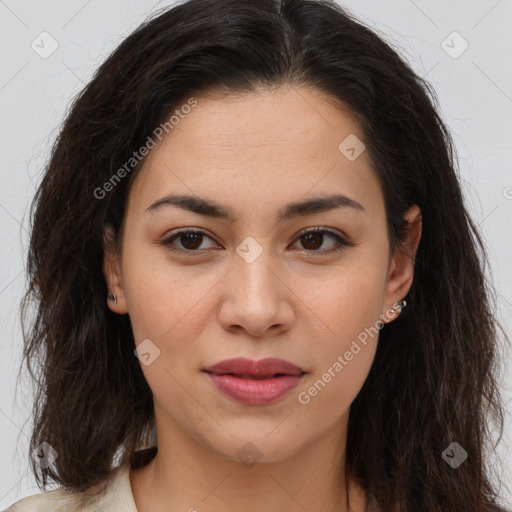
{"left": 297, "top": 299, "right": 380, "bottom": 422}
{"left": 122, "top": 256, "right": 216, "bottom": 409}
{"left": 297, "top": 339, "right": 377, "bottom": 425}
{"left": 296, "top": 256, "right": 386, "bottom": 410}
{"left": 121, "top": 245, "right": 217, "bottom": 342}
{"left": 303, "top": 253, "right": 387, "bottom": 343}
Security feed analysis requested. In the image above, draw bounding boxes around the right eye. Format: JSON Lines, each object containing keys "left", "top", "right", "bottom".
{"left": 160, "top": 229, "right": 220, "bottom": 255}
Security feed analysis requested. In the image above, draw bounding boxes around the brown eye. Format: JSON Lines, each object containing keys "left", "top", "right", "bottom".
{"left": 161, "top": 229, "right": 218, "bottom": 254}
{"left": 300, "top": 232, "right": 326, "bottom": 250}
{"left": 161, "top": 227, "right": 354, "bottom": 256}
{"left": 176, "top": 232, "right": 204, "bottom": 250}
{"left": 292, "top": 227, "right": 354, "bottom": 254}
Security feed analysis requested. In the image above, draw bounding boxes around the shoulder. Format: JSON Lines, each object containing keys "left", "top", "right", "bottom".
{"left": 3, "top": 488, "right": 75, "bottom": 512}
{"left": 4, "top": 463, "right": 136, "bottom": 512}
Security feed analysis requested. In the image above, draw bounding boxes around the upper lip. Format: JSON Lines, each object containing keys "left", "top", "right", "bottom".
{"left": 203, "top": 357, "right": 305, "bottom": 377}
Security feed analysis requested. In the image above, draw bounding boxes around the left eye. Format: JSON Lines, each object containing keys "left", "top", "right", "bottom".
{"left": 161, "top": 227, "right": 353, "bottom": 255}
{"left": 291, "top": 227, "right": 352, "bottom": 253}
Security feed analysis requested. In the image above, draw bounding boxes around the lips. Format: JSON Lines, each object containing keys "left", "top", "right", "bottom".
{"left": 202, "top": 357, "right": 306, "bottom": 405}
{"left": 202, "top": 357, "right": 305, "bottom": 379}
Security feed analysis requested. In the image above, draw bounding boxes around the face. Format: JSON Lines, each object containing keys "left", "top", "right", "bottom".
{"left": 104, "top": 85, "right": 421, "bottom": 464}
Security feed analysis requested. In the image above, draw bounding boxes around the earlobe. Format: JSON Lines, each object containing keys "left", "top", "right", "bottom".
{"left": 381, "top": 204, "right": 422, "bottom": 324}
{"left": 102, "top": 224, "right": 128, "bottom": 314}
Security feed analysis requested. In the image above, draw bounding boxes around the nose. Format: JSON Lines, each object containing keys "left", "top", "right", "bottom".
{"left": 217, "top": 248, "right": 295, "bottom": 338}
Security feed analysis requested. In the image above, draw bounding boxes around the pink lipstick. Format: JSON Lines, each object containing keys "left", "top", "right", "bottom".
{"left": 202, "top": 357, "right": 305, "bottom": 405}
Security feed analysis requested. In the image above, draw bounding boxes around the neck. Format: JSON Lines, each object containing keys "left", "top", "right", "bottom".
{"left": 130, "top": 410, "right": 367, "bottom": 512}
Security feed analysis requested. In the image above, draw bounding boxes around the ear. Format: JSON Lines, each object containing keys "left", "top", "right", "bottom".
{"left": 381, "top": 204, "right": 422, "bottom": 324}
{"left": 102, "top": 224, "right": 129, "bottom": 314}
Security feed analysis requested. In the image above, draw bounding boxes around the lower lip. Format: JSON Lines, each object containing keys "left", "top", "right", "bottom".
{"left": 205, "top": 373, "right": 304, "bottom": 405}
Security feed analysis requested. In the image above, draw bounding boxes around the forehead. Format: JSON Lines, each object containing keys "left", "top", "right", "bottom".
{"left": 161, "top": 85, "right": 360, "bottom": 156}
{"left": 126, "top": 85, "right": 384, "bottom": 222}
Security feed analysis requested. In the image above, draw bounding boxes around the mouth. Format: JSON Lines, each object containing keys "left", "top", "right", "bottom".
{"left": 204, "top": 372, "right": 303, "bottom": 380}
{"left": 202, "top": 358, "right": 306, "bottom": 405}
{"left": 202, "top": 357, "right": 305, "bottom": 378}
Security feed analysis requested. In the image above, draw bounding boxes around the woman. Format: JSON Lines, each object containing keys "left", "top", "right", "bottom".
{"left": 6, "top": 0, "right": 510, "bottom": 510}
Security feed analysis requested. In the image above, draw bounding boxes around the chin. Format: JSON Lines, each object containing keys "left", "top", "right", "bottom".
{"left": 201, "top": 426, "right": 307, "bottom": 466}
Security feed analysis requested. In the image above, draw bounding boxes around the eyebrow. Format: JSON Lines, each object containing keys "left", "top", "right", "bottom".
{"left": 145, "top": 192, "right": 365, "bottom": 222}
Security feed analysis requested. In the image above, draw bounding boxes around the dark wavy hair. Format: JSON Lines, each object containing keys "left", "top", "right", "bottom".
{"left": 17, "top": 0, "right": 509, "bottom": 510}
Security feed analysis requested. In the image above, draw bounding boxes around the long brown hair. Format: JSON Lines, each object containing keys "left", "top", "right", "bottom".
{"left": 18, "top": 0, "right": 509, "bottom": 510}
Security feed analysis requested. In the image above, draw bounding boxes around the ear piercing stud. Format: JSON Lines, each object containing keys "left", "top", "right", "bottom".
{"left": 392, "top": 300, "right": 407, "bottom": 314}
{"left": 107, "top": 293, "right": 117, "bottom": 304}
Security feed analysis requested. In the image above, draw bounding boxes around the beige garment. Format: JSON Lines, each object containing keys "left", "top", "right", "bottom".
{"left": 4, "top": 463, "right": 138, "bottom": 512}
{"left": 6, "top": 464, "right": 509, "bottom": 512}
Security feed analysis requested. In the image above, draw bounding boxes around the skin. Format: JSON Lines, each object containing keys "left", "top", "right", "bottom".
{"left": 103, "top": 84, "right": 422, "bottom": 512}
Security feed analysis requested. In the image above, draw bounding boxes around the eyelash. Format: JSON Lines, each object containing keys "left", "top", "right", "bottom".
{"left": 160, "top": 226, "right": 354, "bottom": 256}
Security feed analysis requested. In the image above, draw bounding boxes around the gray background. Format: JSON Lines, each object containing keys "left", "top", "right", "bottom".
{"left": 1, "top": 0, "right": 511, "bottom": 508}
